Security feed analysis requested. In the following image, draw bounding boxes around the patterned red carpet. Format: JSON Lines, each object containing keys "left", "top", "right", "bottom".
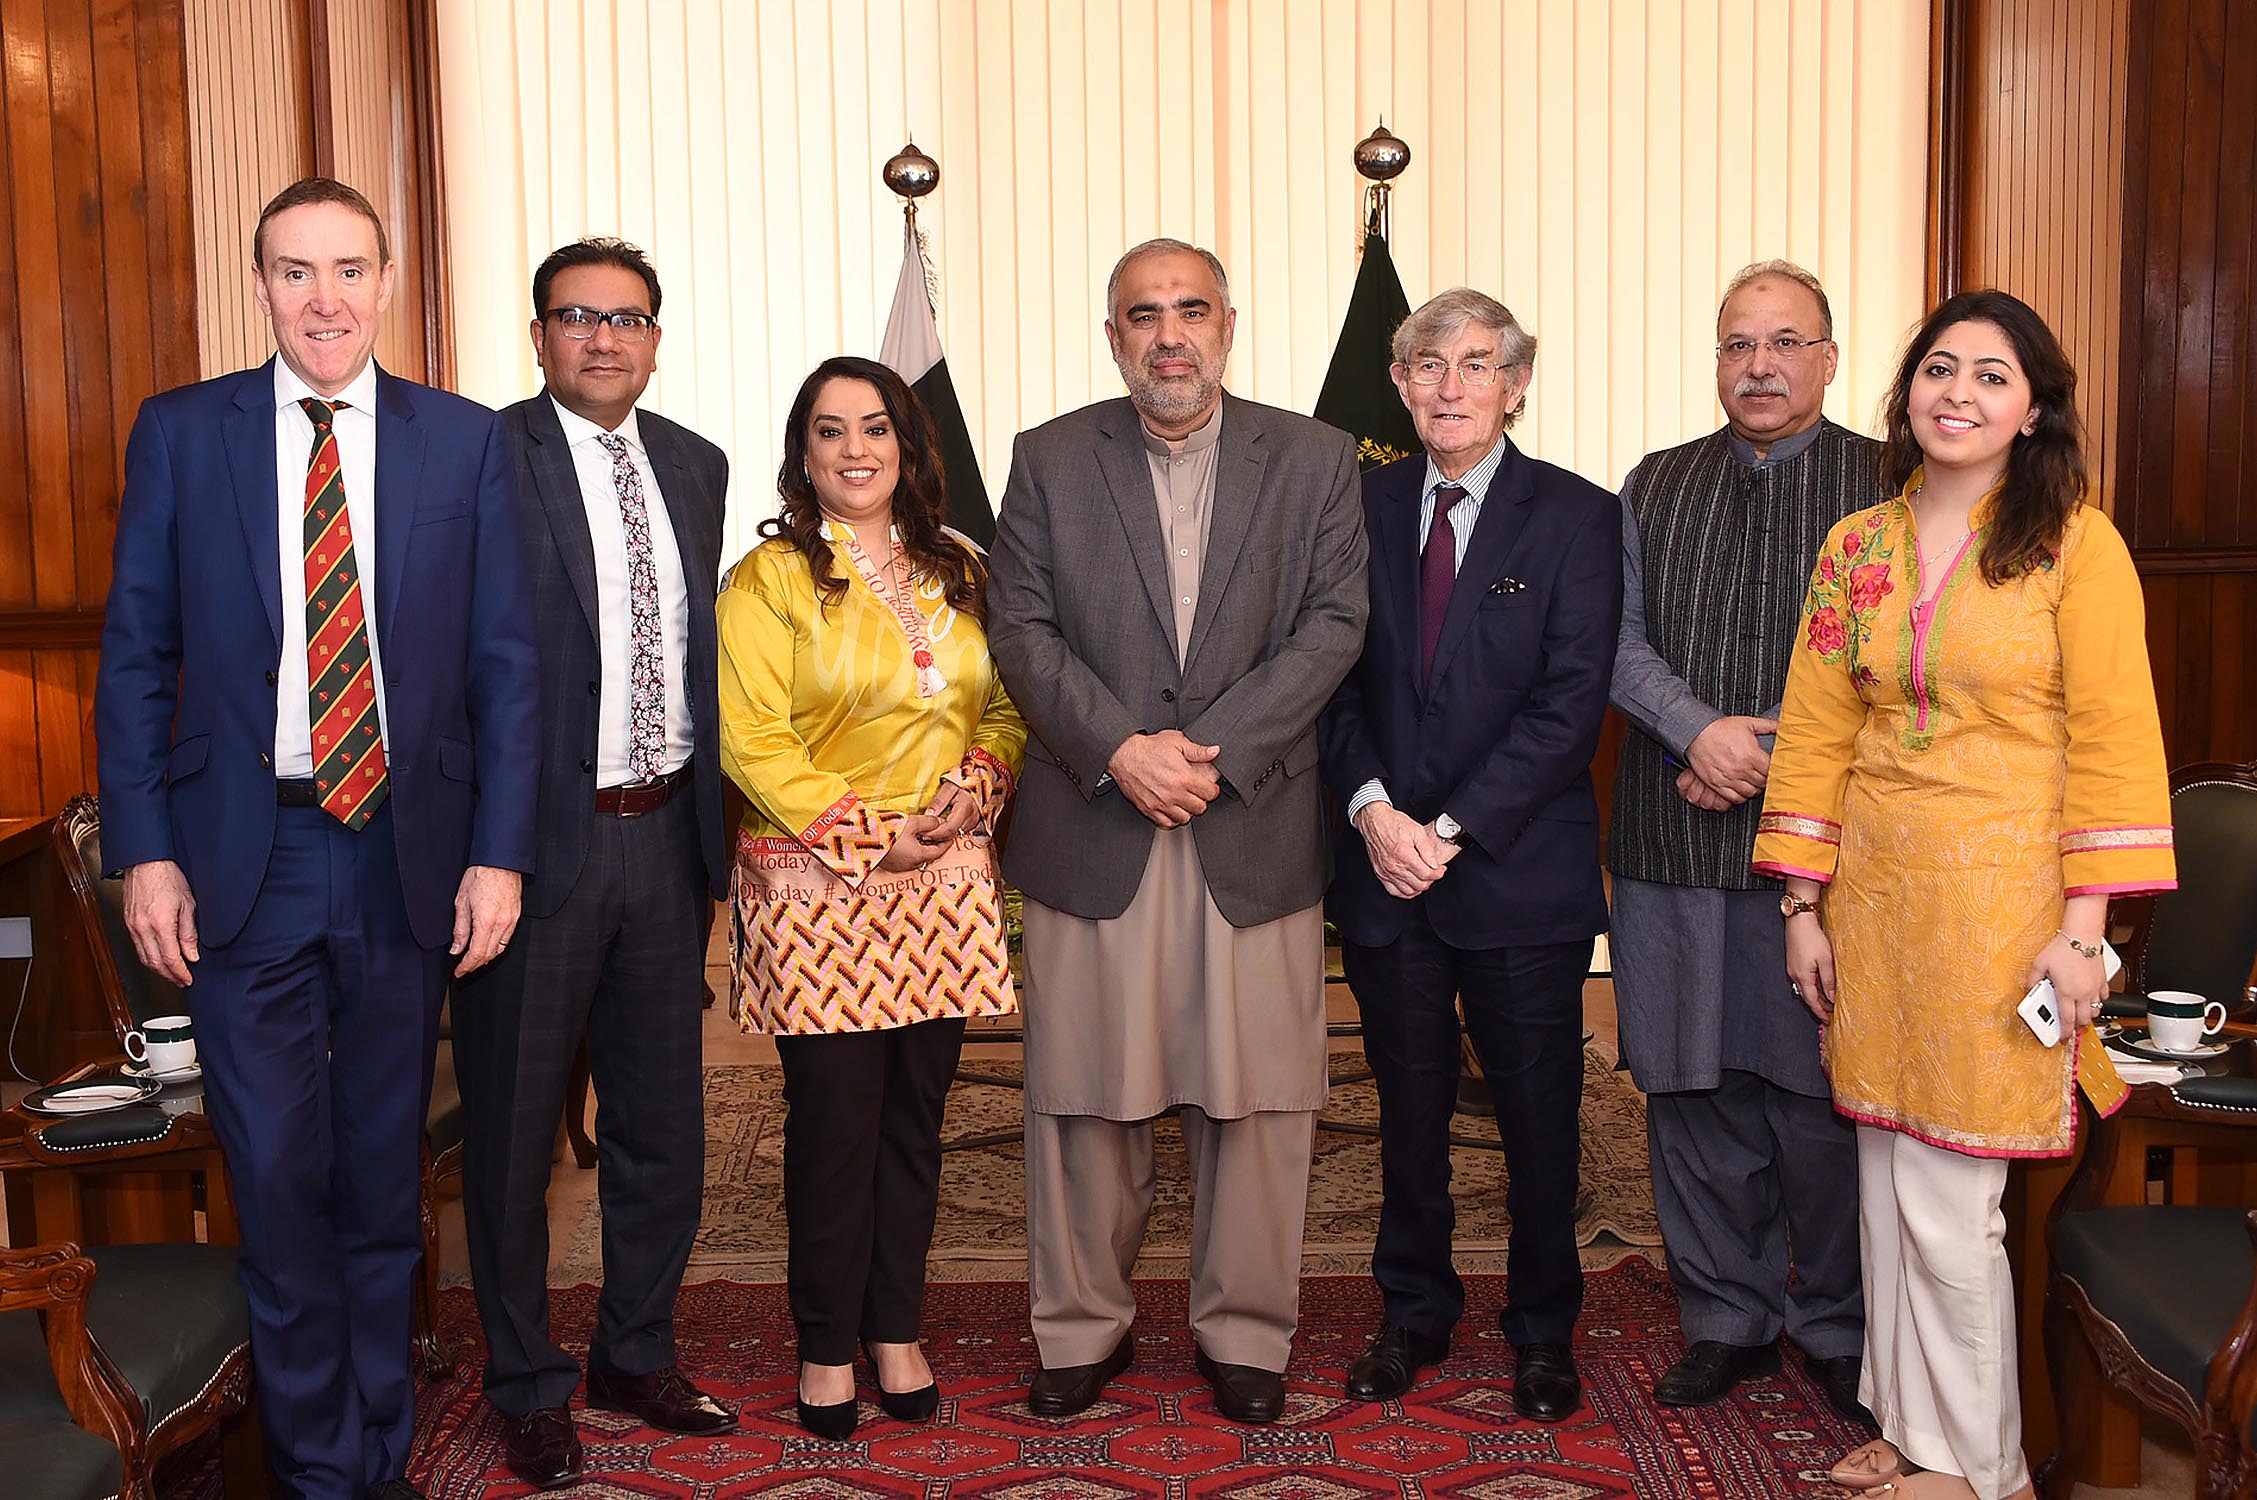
{"left": 407, "top": 1260, "right": 1872, "bottom": 1499}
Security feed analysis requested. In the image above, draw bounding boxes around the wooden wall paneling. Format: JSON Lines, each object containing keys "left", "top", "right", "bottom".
{"left": 0, "top": 7, "right": 29, "bottom": 617}
{"left": 2215, "top": 2, "right": 2255, "bottom": 549}
{"left": 2110, "top": 0, "right": 2257, "bottom": 766}
{"left": 0, "top": 0, "right": 196, "bottom": 818}
{"left": 2169, "top": 0, "right": 2221, "bottom": 548}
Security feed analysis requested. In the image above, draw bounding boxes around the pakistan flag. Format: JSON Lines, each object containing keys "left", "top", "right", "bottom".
{"left": 1313, "top": 229, "right": 1421, "bottom": 469}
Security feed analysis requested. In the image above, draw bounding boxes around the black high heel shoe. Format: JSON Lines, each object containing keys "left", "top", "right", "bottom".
{"left": 863, "top": 1340, "right": 940, "bottom": 1423}
{"left": 796, "top": 1366, "right": 859, "bottom": 1440}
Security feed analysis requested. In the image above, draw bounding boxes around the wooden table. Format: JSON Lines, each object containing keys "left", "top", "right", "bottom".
{"left": 2009, "top": 1016, "right": 2257, "bottom": 1485}
{"left": 0, "top": 1056, "right": 237, "bottom": 1251}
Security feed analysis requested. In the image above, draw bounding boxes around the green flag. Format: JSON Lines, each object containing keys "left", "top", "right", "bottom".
{"left": 880, "top": 220, "right": 994, "bottom": 547}
{"left": 1313, "top": 229, "right": 1420, "bottom": 469}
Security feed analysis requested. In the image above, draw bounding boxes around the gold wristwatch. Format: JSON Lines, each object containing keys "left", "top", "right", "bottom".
{"left": 1780, "top": 894, "right": 1820, "bottom": 919}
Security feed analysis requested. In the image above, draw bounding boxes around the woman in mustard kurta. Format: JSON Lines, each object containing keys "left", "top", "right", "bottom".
{"left": 718, "top": 356, "right": 1026, "bottom": 1441}
{"left": 1752, "top": 292, "right": 2172, "bottom": 1500}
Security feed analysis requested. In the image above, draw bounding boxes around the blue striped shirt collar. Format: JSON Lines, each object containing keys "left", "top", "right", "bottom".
{"left": 1420, "top": 434, "right": 1511, "bottom": 509}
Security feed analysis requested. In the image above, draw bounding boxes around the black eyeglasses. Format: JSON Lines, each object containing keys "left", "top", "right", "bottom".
{"left": 545, "top": 305, "right": 658, "bottom": 342}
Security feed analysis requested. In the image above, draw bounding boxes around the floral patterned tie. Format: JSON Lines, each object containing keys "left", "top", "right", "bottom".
{"left": 597, "top": 432, "right": 665, "bottom": 781}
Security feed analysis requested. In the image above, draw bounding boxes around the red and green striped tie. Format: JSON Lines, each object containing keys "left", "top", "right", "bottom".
{"left": 300, "top": 397, "right": 389, "bottom": 829}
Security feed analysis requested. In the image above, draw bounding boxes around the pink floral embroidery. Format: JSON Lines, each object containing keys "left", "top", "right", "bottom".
{"left": 1807, "top": 606, "right": 1848, "bottom": 657}
{"left": 1818, "top": 554, "right": 1839, "bottom": 582}
{"left": 1848, "top": 563, "right": 1894, "bottom": 612}
{"left": 1840, "top": 529, "right": 1866, "bottom": 558}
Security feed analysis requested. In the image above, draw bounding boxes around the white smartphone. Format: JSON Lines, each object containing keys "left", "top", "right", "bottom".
{"left": 2018, "top": 978, "right": 2063, "bottom": 1048}
{"left": 2019, "top": 941, "right": 2122, "bottom": 1048}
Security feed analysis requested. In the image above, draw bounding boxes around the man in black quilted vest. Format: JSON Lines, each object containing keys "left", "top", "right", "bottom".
{"left": 1608, "top": 260, "right": 1881, "bottom": 1418}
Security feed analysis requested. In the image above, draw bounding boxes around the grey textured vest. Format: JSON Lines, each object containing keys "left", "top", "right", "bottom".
{"left": 1607, "top": 420, "right": 1883, "bottom": 888}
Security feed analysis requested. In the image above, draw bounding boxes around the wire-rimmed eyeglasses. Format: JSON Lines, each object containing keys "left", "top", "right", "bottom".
{"left": 1401, "top": 356, "right": 1508, "bottom": 388}
{"left": 1715, "top": 334, "right": 1831, "bottom": 364}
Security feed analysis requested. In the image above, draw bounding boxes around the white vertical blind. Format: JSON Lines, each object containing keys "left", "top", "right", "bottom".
{"left": 439, "top": 0, "right": 1930, "bottom": 564}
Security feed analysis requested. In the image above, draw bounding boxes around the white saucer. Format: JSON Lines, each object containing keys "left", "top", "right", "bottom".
{"left": 22, "top": 1078, "right": 160, "bottom": 1115}
{"left": 121, "top": 1059, "right": 203, "bottom": 1084}
{"left": 2137, "top": 1039, "right": 2229, "bottom": 1059}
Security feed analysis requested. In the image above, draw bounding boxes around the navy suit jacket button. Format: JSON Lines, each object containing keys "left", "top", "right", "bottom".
{"left": 579, "top": 758, "right": 594, "bottom": 774}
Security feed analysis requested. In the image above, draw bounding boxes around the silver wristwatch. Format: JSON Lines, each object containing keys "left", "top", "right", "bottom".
{"left": 1434, "top": 812, "right": 1467, "bottom": 847}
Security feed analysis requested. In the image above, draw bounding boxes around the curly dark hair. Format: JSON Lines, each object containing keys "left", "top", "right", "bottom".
{"left": 1878, "top": 289, "right": 2087, "bottom": 585}
{"left": 761, "top": 356, "right": 985, "bottom": 623}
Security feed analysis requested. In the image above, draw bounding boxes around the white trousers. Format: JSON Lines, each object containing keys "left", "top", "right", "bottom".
{"left": 1857, "top": 1124, "right": 2030, "bottom": 1499}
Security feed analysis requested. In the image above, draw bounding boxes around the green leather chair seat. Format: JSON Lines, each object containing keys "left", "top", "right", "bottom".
{"left": 0, "top": 1311, "right": 70, "bottom": 1420}
{"left": 0, "top": 1417, "right": 121, "bottom": 1500}
{"left": 83, "top": 1243, "right": 247, "bottom": 1427}
{"left": 2055, "top": 1204, "right": 2252, "bottom": 1413}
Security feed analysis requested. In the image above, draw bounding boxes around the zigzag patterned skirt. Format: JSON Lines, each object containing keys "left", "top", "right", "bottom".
{"left": 728, "top": 826, "right": 1019, "bottom": 1035}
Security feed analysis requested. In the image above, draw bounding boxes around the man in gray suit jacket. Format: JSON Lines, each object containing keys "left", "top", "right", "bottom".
{"left": 454, "top": 238, "right": 736, "bottom": 1486}
{"left": 987, "top": 239, "right": 1369, "bottom": 1424}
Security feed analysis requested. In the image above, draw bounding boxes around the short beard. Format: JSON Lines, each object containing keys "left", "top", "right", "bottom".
{"left": 1118, "top": 353, "right": 1222, "bottom": 428}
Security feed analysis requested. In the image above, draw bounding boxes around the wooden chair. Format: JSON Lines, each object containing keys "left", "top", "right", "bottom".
{"left": 2112, "top": 757, "right": 2257, "bottom": 1016}
{"left": 2040, "top": 756, "right": 2257, "bottom": 1498}
{"left": 0, "top": 1123, "right": 259, "bottom": 1498}
{"left": 2044, "top": 1085, "right": 2257, "bottom": 1499}
{"left": 0, "top": 1243, "right": 133, "bottom": 1500}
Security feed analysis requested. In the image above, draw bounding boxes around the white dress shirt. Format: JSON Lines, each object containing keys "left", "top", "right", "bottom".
{"left": 1348, "top": 434, "right": 1513, "bottom": 827}
{"left": 274, "top": 359, "right": 387, "bottom": 779}
{"left": 553, "top": 399, "right": 694, "bottom": 786}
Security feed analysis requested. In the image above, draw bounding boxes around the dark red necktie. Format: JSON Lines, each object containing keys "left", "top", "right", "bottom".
{"left": 1419, "top": 484, "right": 1464, "bottom": 680}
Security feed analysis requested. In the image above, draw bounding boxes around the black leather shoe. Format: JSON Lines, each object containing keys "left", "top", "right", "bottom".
{"left": 586, "top": 1363, "right": 739, "bottom": 1434}
{"left": 1194, "top": 1348, "right": 1286, "bottom": 1424}
{"left": 1344, "top": 1325, "right": 1450, "bottom": 1402}
{"left": 1028, "top": 1330, "right": 1134, "bottom": 1416}
{"left": 1652, "top": 1339, "right": 1782, "bottom": 1406}
{"left": 499, "top": 1407, "right": 583, "bottom": 1490}
{"left": 1806, "top": 1353, "right": 1877, "bottom": 1425}
{"left": 795, "top": 1392, "right": 859, "bottom": 1441}
{"left": 863, "top": 1340, "right": 940, "bottom": 1423}
{"left": 1512, "top": 1342, "right": 1583, "bottom": 1422}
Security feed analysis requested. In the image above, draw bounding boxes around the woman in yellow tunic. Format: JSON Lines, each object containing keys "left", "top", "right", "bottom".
{"left": 1751, "top": 292, "right": 2173, "bottom": 1500}
{"left": 718, "top": 356, "right": 1026, "bottom": 1441}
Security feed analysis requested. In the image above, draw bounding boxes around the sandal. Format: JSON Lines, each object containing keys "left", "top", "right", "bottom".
{"left": 1829, "top": 1439, "right": 1904, "bottom": 1490}
{"left": 1863, "top": 1473, "right": 1978, "bottom": 1499}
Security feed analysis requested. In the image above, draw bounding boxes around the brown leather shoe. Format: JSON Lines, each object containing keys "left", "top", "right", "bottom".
{"left": 1193, "top": 1348, "right": 1286, "bottom": 1424}
{"left": 585, "top": 1364, "right": 739, "bottom": 1434}
{"left": 499, "top": 1407, "right": 583, "bottom": 1490}
{"left": 1027, "top": 1330, "right": 1134, "bottom": 1416}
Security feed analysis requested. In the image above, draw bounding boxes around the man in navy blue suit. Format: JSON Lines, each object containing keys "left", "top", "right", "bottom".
{"left": 1319, "top": 287, "right": 1621, "bottom": 1422}
{"left": 95, "top": 177, "right": 537, "bottom": 1500}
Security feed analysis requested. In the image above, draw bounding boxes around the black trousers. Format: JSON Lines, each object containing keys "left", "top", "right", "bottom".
{"left": 775, "top": 1016, "right": 968, "bottom": 1364}
{"left": 455, "top": 790, "right": 710, "bottom": 1416}
{"left": 1341, "top": 913, "right": 1590, "bottom": 1348}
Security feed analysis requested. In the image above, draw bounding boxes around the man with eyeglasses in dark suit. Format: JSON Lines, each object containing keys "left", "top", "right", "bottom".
{"left": 1319, "top": 287, "right": 1622, "bottom": 1423}
{"left": 454, "top": 237, "right": 736, "bottom": 1486}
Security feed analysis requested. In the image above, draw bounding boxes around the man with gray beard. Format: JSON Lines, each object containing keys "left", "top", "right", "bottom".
{"left": 987, "top": 238, "right": 1368, "bottom": 1424}
{"left": 1608, "top": 260, "right": 1877, "bottom": 1417}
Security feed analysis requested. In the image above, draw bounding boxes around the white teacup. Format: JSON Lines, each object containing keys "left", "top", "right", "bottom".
{"left": 2146, "top": 991, "right": 2227, "bottom": 1052}
{"left": 125, "top": 1013, "right": 197, "bottom": 1074}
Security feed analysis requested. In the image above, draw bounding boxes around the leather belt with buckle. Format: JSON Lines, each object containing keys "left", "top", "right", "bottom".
{"left": 596, "top": 767, "right": 686, "bottom": 818}
{"left": 276, "top": 778, "right": 323, "bottom": 807}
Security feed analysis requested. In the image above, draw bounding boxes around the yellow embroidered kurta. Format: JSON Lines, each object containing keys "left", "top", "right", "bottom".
{"left": 1751, "top": 480, "right": 2175, "bottom": 1156}
{"left": 718, "top": 536, "right": 1027, "bottom": 1035}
